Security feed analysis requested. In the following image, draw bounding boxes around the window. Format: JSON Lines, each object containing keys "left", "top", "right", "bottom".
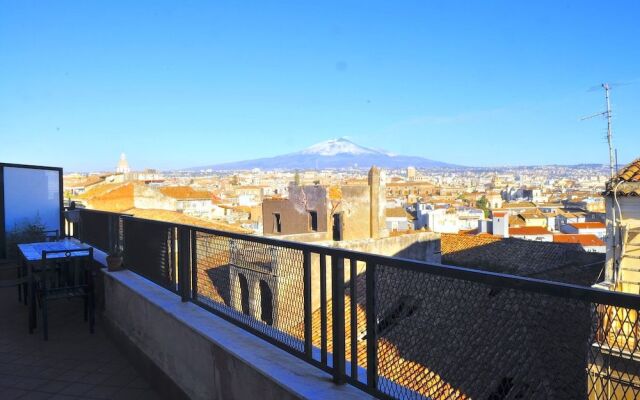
{"left": 259, "top": 280, "right": 273, "bottom": 326}
{"left": 308, "top": 210, "right": 318, "bottom": 232}
{"left": 238, "top": 274, "right": 250, "bottom": 316}
{"left": 273, "top": 213, "right": 282, "bottom": 233}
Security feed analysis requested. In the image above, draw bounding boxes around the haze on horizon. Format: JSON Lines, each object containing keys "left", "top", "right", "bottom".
{"left": 1, "top": 1, "right": 638, "bottom": 172}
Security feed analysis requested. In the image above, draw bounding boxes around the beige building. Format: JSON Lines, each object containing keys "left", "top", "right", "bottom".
{"left": 593, "top": 158, "right": 640, "bottom": 399}
{"left": 603, "top": 158, "right": 640, "bottom": 293}
{"left": 262, "top": 166, "right": 388, "bottom": 241}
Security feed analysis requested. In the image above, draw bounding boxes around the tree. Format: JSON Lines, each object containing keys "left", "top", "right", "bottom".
{"left": 294, "top": 170, "right": 301, "bottom": 186}
{"left": 475, "top": 195, "right": 490, "bottom": 218}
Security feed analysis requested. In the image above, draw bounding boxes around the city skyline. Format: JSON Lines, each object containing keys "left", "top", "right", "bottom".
{"left": 1, "top": 1, "right": 639, "bottom": 171}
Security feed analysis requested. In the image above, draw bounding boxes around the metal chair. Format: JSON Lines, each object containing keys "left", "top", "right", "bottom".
{"left": 43, "top": 229, "right": 60, "bottom": 242}
{"left": 0, "top": 258, "right": 28, "bottom": 300}
{"left": 9, "top": 231, "right": 62, "bottom": 305}
{"left": 34, "top": 248, "right": 95, "bottom": 340}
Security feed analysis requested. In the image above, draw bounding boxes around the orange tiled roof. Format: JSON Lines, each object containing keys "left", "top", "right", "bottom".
{"left": 569, "top": 222, "right": 605, "bottom": 230}
{"left": 615, "top": 158, "right": 640, "bottom": 183}
{"left": 509, "top": 215, "right": 526, "bottom": 227}
{"left": 122, "top": 208, "right": 251, "bottom": 233}
{"left": 385, "top": 207, "right": 412, "bottom": 219}
{"left": 159, "top": 186, "right": 212, "bottom": 200}
{"left": 553, "top": 234, "right": 605, "bottom": 247}
{"left": 440, "top": 233, "right": 604, "bottom": 283}
{"left": 76, "top": 183, "right": 136, "bottom": 212}
{"left": 77, "top": 182, "right": 133, "bottom": 200}
{"left": 520, "top": 210, "right": 545, "bottom": 219}
{"left": 64, "top": 175, "right": 104, "bottom": 188}
{"left": 604, "top": 158, "right": 640, "bottom": 196}
{"left": 509, "top": 226, "right": 552, "bottom": 236}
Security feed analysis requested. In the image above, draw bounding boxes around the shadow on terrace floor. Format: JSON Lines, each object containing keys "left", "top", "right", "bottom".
{"left": 0, "top": 287, "right": 162, "bottom": 400}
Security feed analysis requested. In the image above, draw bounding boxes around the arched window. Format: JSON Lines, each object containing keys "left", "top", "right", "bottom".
{"left": 238, "top": 274, "right": 250, "bottom": 316}
{"left": 259, "top": 280, "right": 273, "bottom": 326}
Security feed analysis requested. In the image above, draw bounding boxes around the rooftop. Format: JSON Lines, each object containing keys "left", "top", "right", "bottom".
{"left": 122, "top": 208, "right": 251, "bottom": 233}
{"left": 440, "top": 233, "right": 603, "bottom": 284}
{"left": 604, "top": 158, "right": 640, "bottom": 196}
{"left": 614, "top": 158, "right": 640, "bottom": 183}
{"left": 158, "top": 186, "right": 212, "bottom": 200}
{"left": 553, "top": 234, "right": 605, "bottom": 247}
{"left": 569, "top": 222, "right": 606, "bottom": 230}
{"left": 508, "top": 226, "right": 553, "bottom": 236}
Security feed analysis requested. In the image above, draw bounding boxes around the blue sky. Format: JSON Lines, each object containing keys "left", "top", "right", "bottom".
{"left": 1, "top": 1, "right": 638, "bottom": 172}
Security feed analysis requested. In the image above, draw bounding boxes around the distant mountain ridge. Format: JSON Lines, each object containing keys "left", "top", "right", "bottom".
{"left": 192, "top": 138, "right": 458, "bottom": 171}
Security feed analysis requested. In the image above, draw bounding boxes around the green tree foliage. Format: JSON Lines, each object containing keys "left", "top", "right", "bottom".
{"left": 475, "top": 195, "right": 490, "bottom": 218}
{"left": 294, "top": 170, "right": 301, "bottom": 186}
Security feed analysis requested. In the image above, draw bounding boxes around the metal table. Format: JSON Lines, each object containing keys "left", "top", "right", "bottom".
{"left": 17, "top": 239, "right": 93, "bottom": 333}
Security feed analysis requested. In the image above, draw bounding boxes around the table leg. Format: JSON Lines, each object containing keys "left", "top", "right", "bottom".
{"left": 22, "top": 259, "right": 28, "bottom": 305}
{"left": 28, "top": 264, "right": 35, "bottom": 333}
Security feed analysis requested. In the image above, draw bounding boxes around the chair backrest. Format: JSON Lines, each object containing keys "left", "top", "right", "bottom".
{"left": 43, "top": 230, "right": 60, "bottom": 242}
{"left": 40, "top": 248, "right": 94, "bottom": 292}
{"left": 0, "top": 259, "right": 26, "bottom": 289}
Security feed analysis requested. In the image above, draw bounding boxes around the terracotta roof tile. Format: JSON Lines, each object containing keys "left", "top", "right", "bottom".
{"left": 553, "top": 234, "right": 605, "bottom": 247}
{"left": 616, "top": 158, "right": 640, "bottom": 183}
{"left": 159, "top": 186, "right": 212, "bottom": 200}
{"left": 122, "top": 208, "right": 251, "bottom": 233}
{"left": 509, "top": 226, "right": 552, "bottom": 236}
{"left": 440, "top": 233, "right": 603, "bottom": 282}
{"left": 604, "top": 158, "right": 640, "bottom": 196}
{"left": 569, "top": 222, "right": 605, "bottom": 230}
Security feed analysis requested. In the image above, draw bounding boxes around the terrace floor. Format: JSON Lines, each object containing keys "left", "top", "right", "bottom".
{"left": 0, "top": 288, "right": 163, "bottom": 400}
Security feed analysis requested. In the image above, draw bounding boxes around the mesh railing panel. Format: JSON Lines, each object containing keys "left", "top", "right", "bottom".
{"left": 77, "top": 214, "right": 640, "bottom": 400}
{"left": 589, "top": 304, "right": 640, "bottom": 399}
{"left": 193, "top": 230, "right": 306, "bottom": 352}
{"left": 123, "top": 218, "right": 177, "bottom": 292}
{"left": 369, "top": 262, "right": 640, "bottom": 400}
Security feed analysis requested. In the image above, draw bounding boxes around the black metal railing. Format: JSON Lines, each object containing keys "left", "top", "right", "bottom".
{"left": 68, "top": 208, "right": 640, "bottom": 400}
{"left": 64, "top": 208, "right": 127, "bottom": 252}
{"left": 122, "top": 217, "right": 179, "bottom": 293}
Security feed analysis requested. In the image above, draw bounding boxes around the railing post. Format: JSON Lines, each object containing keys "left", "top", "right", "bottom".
{"left": 177, "top": 227, "right": 192, "bottom": 302}
{"left": 331, "top": 255, "right": 346, "bottom": 384}
{"left": 191, "top": 230, "right": 198, "bottom": 301}
{"left": 366, "top": 261, "right": 378, "bottom": 390}
{"left": 303, "top": 250, "right": 312, "bottom": 358}
{"left": 107, "top": 214, "right": 116, "bottom": 252}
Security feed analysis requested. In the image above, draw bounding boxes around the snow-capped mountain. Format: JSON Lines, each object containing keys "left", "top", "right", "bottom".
{"left": 300, "top": 138, "right": 389, "bottom": 156}
{"left": 191, "top": 138, "right": 459, "bottom": 171}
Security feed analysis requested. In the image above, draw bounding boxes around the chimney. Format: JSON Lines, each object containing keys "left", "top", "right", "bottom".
{"left": 478, "top": 219, "right": 490, "bottom": 234}
{"left": 368, "top": 166, "right": 388, "bottom": 239}
{"left": 492, "top": 211, "right": 509, "bottom": 238}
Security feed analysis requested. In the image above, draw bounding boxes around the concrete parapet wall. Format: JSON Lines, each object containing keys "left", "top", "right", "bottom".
{"left": 101, "top": 270, "right": 371, "bottom": 400}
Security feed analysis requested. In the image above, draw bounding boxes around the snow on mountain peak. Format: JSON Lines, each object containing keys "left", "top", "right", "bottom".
{"left": 300, "top": 138, "right": 384, "bottom": 156}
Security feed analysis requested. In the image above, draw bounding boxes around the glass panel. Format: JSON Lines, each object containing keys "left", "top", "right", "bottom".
{"left": 3, "top": 166, "right": 60, "bottom": 256}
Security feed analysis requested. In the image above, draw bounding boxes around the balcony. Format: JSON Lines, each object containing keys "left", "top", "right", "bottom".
{"left": 2, "top": 162, "right": 640, "bottom": 399}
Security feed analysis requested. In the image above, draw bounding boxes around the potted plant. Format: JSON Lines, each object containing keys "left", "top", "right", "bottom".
{"left": 106, "top": 248, "right": 124, "bottom": 272}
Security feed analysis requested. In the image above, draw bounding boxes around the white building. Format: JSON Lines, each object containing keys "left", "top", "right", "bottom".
{"left": 116, "top": 153, "right": 131, "bottom": 174}
{"left": 560, "top": 222, "right": 606, "bottom": 239}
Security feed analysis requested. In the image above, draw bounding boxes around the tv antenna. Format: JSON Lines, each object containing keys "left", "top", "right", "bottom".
{"left": 581, "top": 83, "right": 615, "bottom": 178}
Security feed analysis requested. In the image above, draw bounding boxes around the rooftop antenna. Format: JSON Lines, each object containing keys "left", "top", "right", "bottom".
{"left": 581, "top": 83, "right": 615, "bottom": 178}
{"left": 582, "top": 83, "right": 621, "bottom": 286}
